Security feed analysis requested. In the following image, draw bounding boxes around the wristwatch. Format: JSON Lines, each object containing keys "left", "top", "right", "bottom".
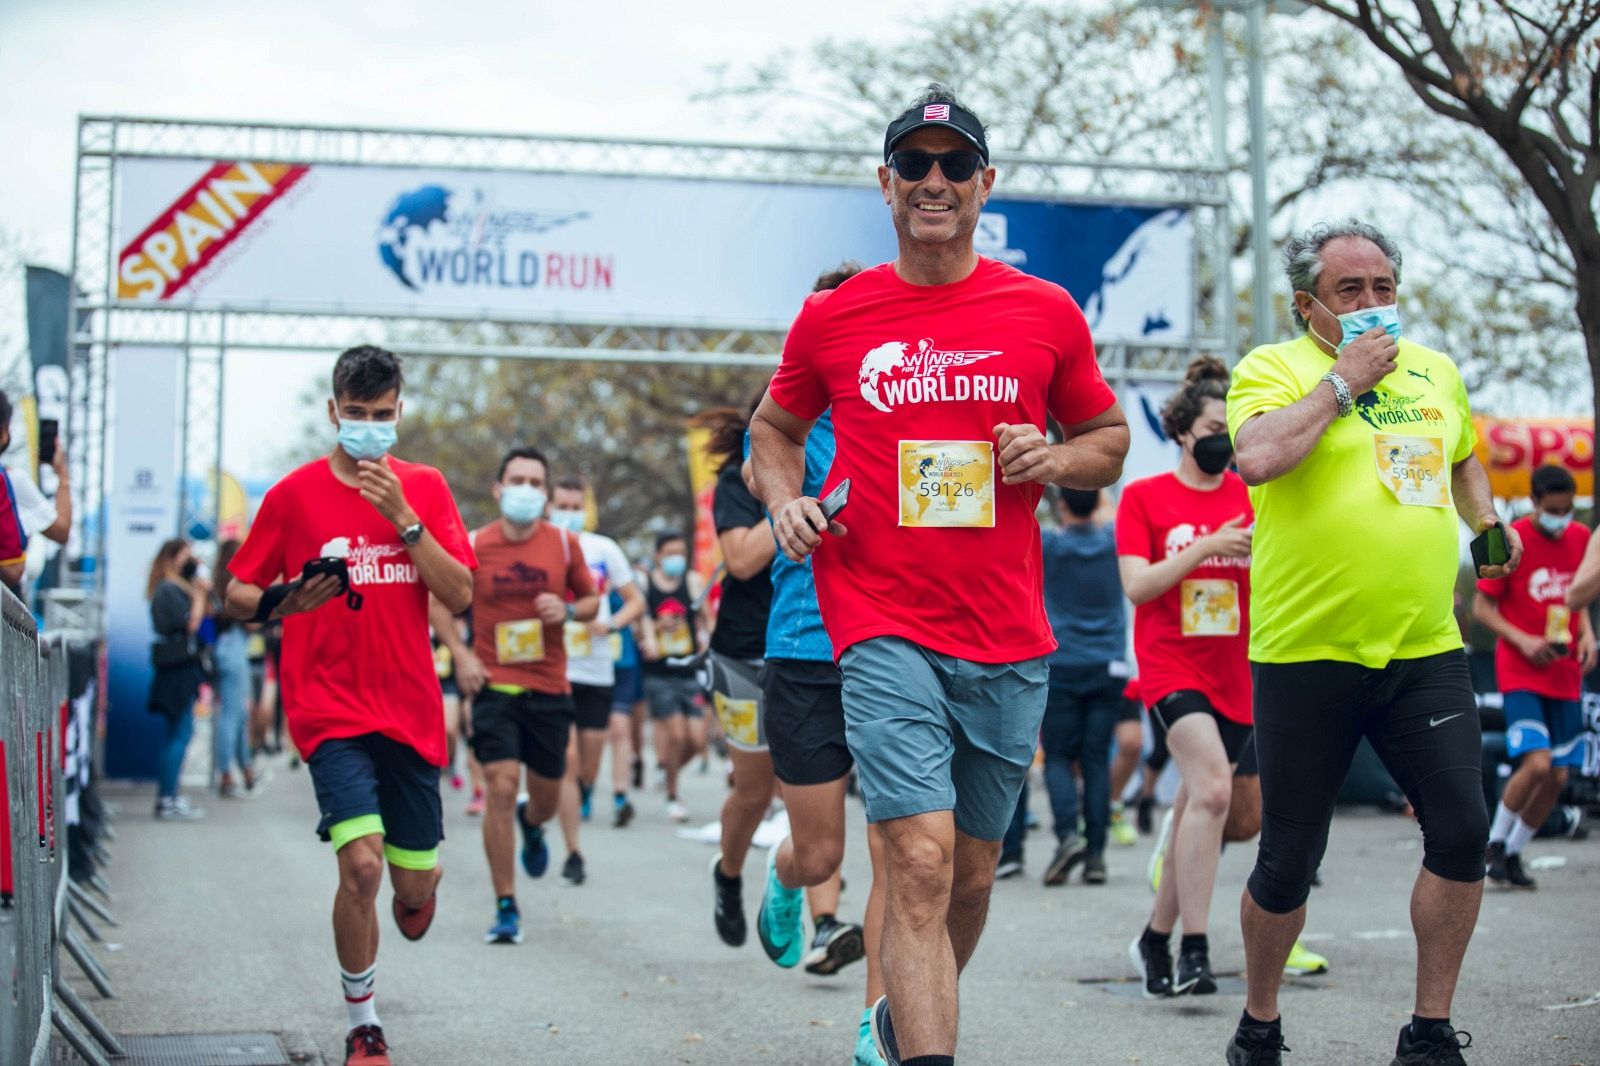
{"left": 565, "top": 602, "right": 578, "bottom": 622}
{"left": 399, "top": 521, "right": 425, "bottom": 546}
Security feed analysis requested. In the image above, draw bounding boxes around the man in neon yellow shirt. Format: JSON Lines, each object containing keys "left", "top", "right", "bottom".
{"left": 1222, "top": 221, "right": 1520, "bottom": 1066}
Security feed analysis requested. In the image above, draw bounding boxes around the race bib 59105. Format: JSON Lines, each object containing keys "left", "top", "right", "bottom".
{"left": 898, "top": 440, "right": 996, "bottom": 528}
{"left": 1374, "top": 434, "right": 1451, "bottom": 508}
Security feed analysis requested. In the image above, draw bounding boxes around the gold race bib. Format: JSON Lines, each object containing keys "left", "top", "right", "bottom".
{"left": 658, "top": 617, "right": 694, "bottom": 657}
{"left": 1374, "top": 434, "right": 1451, "bottom": 508}
{"left": 564, "top": 621, "right": 593, "bottom": 659}
{"left": 898, "top": 440, "right": 996, "bottom": 528}
{"left": 1546, "top": 604, "right": 1573, "bottom": 645}
{"left": 1180, "top": 579, "right": 1240, "bottom": 637}
{"left": 713, "top": 691, "right": 760, "bottom": 748}
{"left": 494, "top": 619, "right": 545, "bottom": 664}
{"left": 433, "top": 643, "right": 454, "bottom": 679}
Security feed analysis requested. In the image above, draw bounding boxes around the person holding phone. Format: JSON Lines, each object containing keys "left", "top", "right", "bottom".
{"left": 1473, "top": 464, "right": 1594, "bottom": 890}
{"left": 1224, "top": 221, "right": 1519, "bottom": 1066}
{"left": 0, "top": 389, "right": 71, "bottom": 594}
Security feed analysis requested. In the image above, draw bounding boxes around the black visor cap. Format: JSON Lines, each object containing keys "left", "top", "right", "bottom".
{"left": 883, "top": 100, "right": 989, "bottom": 164}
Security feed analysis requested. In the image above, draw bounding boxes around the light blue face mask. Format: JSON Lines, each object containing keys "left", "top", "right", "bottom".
{"left": 338, "top": 418, "right": 397, "bottom": 461}
{"left": 660, "top": 554, "right": 688, "bottom": 578}
{"left": 1312, "top": 297, "right": 1402, "bottom": 352}
{"left": 548, "top": 509, "right": 585, "bottom": 534}
{"left": 499, "top": 484, "right": 546, "bottom": 525}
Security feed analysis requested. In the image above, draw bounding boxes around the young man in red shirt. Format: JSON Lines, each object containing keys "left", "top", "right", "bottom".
{"left": 225, "top": 346, "right": 475, "bottom": 1066}
{"left": 429, "top": 446, "right": 598, "bottom": 945}
{"left": 1473, "top": 464, "right": 1595, "bottom": 889}
{"left": 751, "top": 85, "right": 1128, "bottom": 1066}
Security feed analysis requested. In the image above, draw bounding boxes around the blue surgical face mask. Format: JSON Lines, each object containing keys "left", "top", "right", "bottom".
{"left": 499, "top": 484, "right": 546, "bottom": 525}
{"left": 1537, "top": 511, "right": 1573, "bottom": 537}
{"left": 548, "top": 508, "right": 585, "bottom": 534}
{"left": 1311, "top": 297, "right": 1402, "bottom": 352}
{"left": 337, "top": 418, "right": 397, "bottom": 461}
{"left": 660, "top": 554, "right": 688, "bottom": 578}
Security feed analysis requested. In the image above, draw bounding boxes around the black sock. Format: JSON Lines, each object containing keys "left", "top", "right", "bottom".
{"left": 1410, "top": 1015, "right": 1449, "bottom": 1039}
{"left": 815, "top": 912, "right": 835, "bottom": 927}
{"left": 1241, "top": 1010, "right": 1279, "bottom": 1031}
{"left": 497, "top": 895, "right": 518, "bottom": 913}
{"left": 1180, "top": 932, "right": 1209, "bottom": 954}
{"left": 1141, "top": 925, "right": 1170, "bottom": 947}
{"left": 902, "top": 1057, "right": 955, "bottom": 1066}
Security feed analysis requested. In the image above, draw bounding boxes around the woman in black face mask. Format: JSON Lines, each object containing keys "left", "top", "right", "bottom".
{"left": 146, "top": 538, "right": 210, "bottom": 821}
{"left": 1117, "top": 355, "right": 1261, "bottom": 999}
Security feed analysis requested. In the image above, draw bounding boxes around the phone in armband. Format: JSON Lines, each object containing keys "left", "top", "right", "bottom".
{"left": 1469, "top": 525, "right": 1510, "bottom": 572}
{"left": 818, "top": 478, "right": 851, "bottom": 524}
{"left": 301, "top": 556, "right": 364, "bottom": 611}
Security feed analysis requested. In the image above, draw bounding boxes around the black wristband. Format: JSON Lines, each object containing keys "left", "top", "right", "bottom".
{"left": 251, "top": 581, "right": 299, "bottom": 623}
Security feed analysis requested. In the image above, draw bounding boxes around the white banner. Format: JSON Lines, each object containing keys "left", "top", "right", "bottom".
{"left": 114, "top": 158, "right": 1194, "bottom": 343}
{"left": 103, "top": 345, "right": 184, "bottom": 779}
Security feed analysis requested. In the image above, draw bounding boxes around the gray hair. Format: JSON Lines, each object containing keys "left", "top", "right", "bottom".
{"left": 1284, "top": 220, "right": 1403, "bottom": 329}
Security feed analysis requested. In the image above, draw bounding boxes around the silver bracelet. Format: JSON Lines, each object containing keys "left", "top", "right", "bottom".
{"left": 1321, "top": 371, "right": 1354, "bottom": 418}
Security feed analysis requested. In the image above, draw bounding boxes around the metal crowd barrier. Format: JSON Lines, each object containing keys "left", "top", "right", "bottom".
{"left": 0, "top": 584, "right": 119, "bottom": 1066}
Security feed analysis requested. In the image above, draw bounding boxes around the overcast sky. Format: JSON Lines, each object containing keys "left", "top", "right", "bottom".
{"left": 0, "top": 0, "right": 932, "bottom": 482}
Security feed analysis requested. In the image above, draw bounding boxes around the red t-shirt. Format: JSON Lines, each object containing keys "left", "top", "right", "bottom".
{"left": 468, "top": 520, "right": 595, "bottom": 697}
{"left": 1478, "top": 515, "right": 1589, "bottom": 700}
{"left": 766, "top": 258, "right": 1116, "bottom": 663}
{"left": 228, "top": 457, "right": 476, "bottom": 765}
{"left": 1116, "top": 471, "right": 1253, "bottom": 724}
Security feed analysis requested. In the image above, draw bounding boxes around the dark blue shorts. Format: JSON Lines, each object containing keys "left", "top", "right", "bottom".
{"left": 611, "top": 664, "right": 644, "bottom": 712}
{"left": 1503, "top": 690, "right": 1585, "bottom": 768}
{"left": 308, "top": 733, "right": 443, "bottom": 865}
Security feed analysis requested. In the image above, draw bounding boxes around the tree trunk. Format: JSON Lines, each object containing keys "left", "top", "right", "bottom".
{"left": 1582, "top": 271, "right": 1600, "bottom": 530}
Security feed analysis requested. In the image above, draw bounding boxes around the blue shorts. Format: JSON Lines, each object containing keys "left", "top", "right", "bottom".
{"left": 611, "top": 664, "right": 644, "bottom": 713}
{"left": 308, "top": 733, "right": 444, "bottom": 868}
{"left": 840, "top": 636, "right": 1048, "bottom": 841}
{"left": 1503, "top": 690, "right": 1585, "bottom": 769}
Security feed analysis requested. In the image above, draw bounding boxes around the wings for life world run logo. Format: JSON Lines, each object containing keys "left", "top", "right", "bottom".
{"left": 858, "top": 338, "right": 1016, "bottom": 414}
{"left": 376, "top": 185, "right": 612, "bottom": 294}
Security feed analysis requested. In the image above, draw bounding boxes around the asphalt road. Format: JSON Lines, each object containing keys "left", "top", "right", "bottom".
{"left": 66, "top": 747, "right": 1600, "bottom": 1065}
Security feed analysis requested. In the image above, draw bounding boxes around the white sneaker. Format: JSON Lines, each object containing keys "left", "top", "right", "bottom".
{"left": 155, "top": 796, "right": 206, "bottom": 821}
{"left": 666, "top": 799, "right": 690, "bottom": 823}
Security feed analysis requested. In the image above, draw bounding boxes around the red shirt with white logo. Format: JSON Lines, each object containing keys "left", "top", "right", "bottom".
{"left": 1478, "top": 514, "right": 1589, "bottom": 700}
{"left": 766, "top": 258, "right": 1115, "bottom": 663}
{"left": 228, "top": 457, "right": 476, "bottom": 766}
{"left": 1116, "top": 471, "right": 1253, "bottom": 724}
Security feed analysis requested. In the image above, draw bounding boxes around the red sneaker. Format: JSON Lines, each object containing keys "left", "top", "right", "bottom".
{"left": 392, "top": 892, "right": 436, "bottom": 941}
{"left": 344, "top": 1024, "right": 391, "bottom": 1065}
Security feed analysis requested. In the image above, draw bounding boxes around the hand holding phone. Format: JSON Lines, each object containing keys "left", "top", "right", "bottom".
{"left": 818, "top": 478, "right": 851, "bottom": 524}
{"left": 38, "top": 419, "right": 58, "bottom": 466}
{"left": 301, "top": 556, "right": 364, "bottom": 610}
{"left": 1470, "top": 523, "right": 1511, "bottom": 578}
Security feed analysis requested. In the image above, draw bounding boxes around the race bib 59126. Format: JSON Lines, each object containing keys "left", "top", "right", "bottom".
{"left": 898, "top": 440, "right": 996, "bottom": 528}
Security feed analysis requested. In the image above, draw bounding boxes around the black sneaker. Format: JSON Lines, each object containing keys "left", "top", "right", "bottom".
{"left": 1083, "top": 853, "right": 1107, "bottom": 884}
{"left": 561, "top": 851, "right": 586, "bottom": 886}
{"left": 1128, "top": 931, "right": 1173, "bottom": 998}
{"left": 1391, "top": 1021, "right": 1473, "bottom": 1065}
{"left": 1175, "top": 942, "right": 1217, "bottom": 995}
{"left": 1043, "top": 833, "right": 1087, "bottom": 886}
{"left": 1502, "top": 852, "right": 1537, "bottom": 889}
{"left": 869, "top": 996, "right": 901, "bottom": 1066}
{"left": 1226, "top": 1022, "right": 1290, "bottom": 1065}
{"left": 995, "top": 854, "right": 1024, "bottom": 880}
{"left": 1484, "top": 840, "right": 1509, "bottom": 885}
{"left": 1136, "top": 795, "right": 1156, "bottom": 835}
{"left": 711, "top": 854, "right": 746, "bottom": 947}
{"left": 803, "top": 916, "right": 865, "bottom": 975}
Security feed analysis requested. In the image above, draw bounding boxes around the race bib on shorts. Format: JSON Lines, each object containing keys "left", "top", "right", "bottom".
{"left": 1180, "top": 579, "right": 1240, "bottom": 637}
{"left": 713, "top": 691, "right": 760, "bottom": 748}
{"left": 494, "top": 619, "right": 545, "bottom": 664}
{"left": 1374, "top": 434, "right": 1450, "bottom": 508}
{"left": 609, "top": 632, "right": 624, "bottom": 661}
{"left": 433, "top": 643, "right": 453, "bottom": 678}
{"left": 658, "top": 617, "right": 694, "bottom": 657}
{"left": 898, "top": 440, "right": 995, "bottom": 528}
{"left": 1546, "top": 604, "right": 1573, "bottom": 645}
{"left": 564, "top": 621, "right": 593, "bottom": 658}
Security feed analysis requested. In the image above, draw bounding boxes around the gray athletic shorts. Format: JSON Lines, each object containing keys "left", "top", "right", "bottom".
{"left": 706, "top": 650, "right": 766, "bottom": 753}
{"left": 840, "top": 636, "right": 1049, "bottom": 841}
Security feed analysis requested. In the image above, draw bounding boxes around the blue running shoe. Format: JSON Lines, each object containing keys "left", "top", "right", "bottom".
{"left": 870, "top": 996, "right": 901, "bottom": 1066}
{"left": 755, "top": 840, "right": 804, "bottom": 968}
{"left": 484, "top": 900, "right": 522, "bottom": 945}
{"left": 517, "top": 799, "right": 549, "bottom": 878}
{"left": 854, "top": 1006, "right": 887, "bottom": 1065}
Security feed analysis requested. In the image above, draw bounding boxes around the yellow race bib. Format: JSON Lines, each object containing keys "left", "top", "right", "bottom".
{"left": 713, "top": 691, "right": 760, "bottom": 748}
{"left": 658, "top": 617, "right": 694, "bottom": 657}
{"left": 494, "top": 619, "right": 545, "bottom": 664}
{"left": 1374, "top": 434, "right": 1451, "bottom": 508}
{"left": 609, "top": 632, "right": 624, "bottom": 661}
{"left": 433, "top": 643, "right": 453, "bottom": 678}
{"left": 1180, "top": 579, "right": 1240, "bottom": 637}
{"left": 898, "top": 440, "right": 995, "bottom": 528}
{"left": 564, "top": 621, "right": 593, "bottom": 659}
{"left": 1546, "top": 604, "right": 1573, "bottom": 645}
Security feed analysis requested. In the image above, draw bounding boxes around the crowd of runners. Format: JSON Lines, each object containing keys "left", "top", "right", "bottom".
{"left": 192, "top": 84, "right": 1588, "bottom": 1066}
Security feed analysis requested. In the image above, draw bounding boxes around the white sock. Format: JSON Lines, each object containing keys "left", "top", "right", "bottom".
{"left": 1489, "top": 802, "right": 1518, "bottom": 844}
{"left": 341, "top": 966, "right": 379, "bottom": 1030}
{"left": 1505, "top": 818, "right": 1538, "bottom": 857}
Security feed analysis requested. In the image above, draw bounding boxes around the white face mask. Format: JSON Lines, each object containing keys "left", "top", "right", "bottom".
{"left": 1537, "top": 511, "right": 1573, "bottom": 537}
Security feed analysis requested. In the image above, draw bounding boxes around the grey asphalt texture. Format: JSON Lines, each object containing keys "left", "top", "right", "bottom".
{"left": 68, "top": 750, "right": 1599, "bottom": 1066}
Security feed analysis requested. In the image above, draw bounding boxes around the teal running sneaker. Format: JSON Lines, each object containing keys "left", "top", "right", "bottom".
{"left": 517, "top": 799, "right": 549, "bottom": 878}
{"left": 854, "top": 1005, "right": 887, "bottom": 1065}
{"left": 756, "top": 840, "right": 804, "bottom": 968}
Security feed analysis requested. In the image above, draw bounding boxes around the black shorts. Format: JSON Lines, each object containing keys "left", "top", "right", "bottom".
{"left": 571, "top": 683, "right": 613, "bottom": 732}
{"left": 763, "top": 659, "right": 853, "bottom": 787}
{"left": 1116, "top": 696, "right": 1141, "bottom": 725}
{"left": 1234, "top": 731, "right": 1259, "bottom": 777}
{"left": 308, "top": 733, "right": 443, "bottom": 860}
{"left": 644, "top": 674, "right": 704, "bottom": 720}
{"left": 470, "top": 687, "right": 575, "bottom": 779}
{"left": 1149, "top": 690, "right": 1253, "bottom": 763}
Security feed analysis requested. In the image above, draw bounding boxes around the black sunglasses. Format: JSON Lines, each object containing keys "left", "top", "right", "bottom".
{"left": 888, "top": 149, "right": 985, "bottom": 183}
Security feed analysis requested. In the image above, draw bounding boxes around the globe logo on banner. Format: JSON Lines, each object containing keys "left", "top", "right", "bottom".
{"left": 375, "top": 185, "right": 600, "bottom": 294}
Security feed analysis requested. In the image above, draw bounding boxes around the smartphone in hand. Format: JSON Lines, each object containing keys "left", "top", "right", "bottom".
{"left": 1469, "top": 525, "right": 1509, "bottom": 571}
{"left": 38, "top": 418, "right": 58, "bottom": 466}
{"left": 818, "top": 478, "right": 851, "bottom": 524}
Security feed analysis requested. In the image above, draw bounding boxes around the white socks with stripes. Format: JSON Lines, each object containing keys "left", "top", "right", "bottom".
{"left": 341, "top": 965, "right": 379, "bottom": 1031}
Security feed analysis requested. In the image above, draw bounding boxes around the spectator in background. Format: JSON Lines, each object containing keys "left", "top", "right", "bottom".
{"left": 212, "top": 539, "right": 259, "bottom": 797}
{"left": 146, "top": 538, "right": 208, "bottom": 820}
{"left": 0, "top": 389, "right": 72, "bottom": 594}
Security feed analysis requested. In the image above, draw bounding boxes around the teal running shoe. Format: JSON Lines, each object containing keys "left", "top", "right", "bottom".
{"left": 756, "top": 840, "right": 804, "bottom": 968}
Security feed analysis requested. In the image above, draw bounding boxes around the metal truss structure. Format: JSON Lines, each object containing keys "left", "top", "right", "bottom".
{"left": 70, "top": 115, "right": 1231, "bottom": 562}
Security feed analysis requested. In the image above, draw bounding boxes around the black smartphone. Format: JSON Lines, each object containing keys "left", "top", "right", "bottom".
{"left": 1469, "top": 525, "right": 1510, "bottom": 571}
{"left": 301, "top": 556, "right": 363, "bottom": 610}
{"left": 819, "top": 478, "right": 851, "bottom": 523}
{"left": 38, "top": 418, "right": 58, "bottom": 466}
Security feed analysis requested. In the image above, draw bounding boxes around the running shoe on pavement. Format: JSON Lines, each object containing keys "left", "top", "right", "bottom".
{"left": 855, "top": 1006, "right": 887, "bottom": 1065}
{"left": 561, "top": 851, "right": 586, "bottom": 886}
{"left": 870, "top": 996, "right": 901, "bottom": 1066}
{"left": 466, "top": 788, "right": 485, "bottom": 817}
{"left": 802, "top": 916, "right": 865, "bottom": 975}
{"left": 1174, "top": 941, "right": 1217, "bottom": 995}
{"left": 154, "top": 796, "right": 206, "bottom": 820}
{"left": 1083, "top": 853, "right": 1107, "bottom": 885}
{"left": 613, "top": 794, "right": 635, "bottom": 828}
{"left": 665, "top": 797, "right": 690, "bottom": 823}
{"left": 756, "top": 842, "right": 804, "bottom": 968}
{"left": 1149, "top": 806, "right": 1174, "bottom": 893}
{"left": 1225, "top": 1021, "right": 1289, "bottom": 1066}
{"left": 1043, "top": 833, "right": 1087, "bottom": 886}
{"left": 484, "top": 900, "right": 523, "bottom": 945}
{"left": 711, "top": 853, "right": 746, "bottom": 946}
{"left": 344, "top": 1023, "right": 391, "bottom": 1066}
{"left": 517, "top": 799, "right": 549, "bottom": 878}
{"left": 1502, "top": 851, "right": 1537, "bottom": 889}
{"left": 1110, "top": 803, "right": 1138, "bottom": 847}
{"left": 1128, "top": 931, "right": 1173, "bottom": 998}
{"left": 1284, "top": 939, "right": 1329, "bottom": 975}
{"left": 392, "top": 891, "right": 437, "bottom": 941}
{"left": 995, "top": 853, "right": 1023, "bottom": 880}
{"left": 1391, "top": 1021, "right": 1473, "bottom": 1065}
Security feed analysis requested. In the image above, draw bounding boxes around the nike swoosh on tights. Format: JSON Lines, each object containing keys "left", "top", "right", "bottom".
{"left": 1429, "top": 713, "right": 1465, "bottom": 727}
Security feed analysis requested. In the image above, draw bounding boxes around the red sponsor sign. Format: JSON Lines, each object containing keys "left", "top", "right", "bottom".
{"left": 1472, "top": 416, "right": 1595, "bottom": 497}
{"left": 117, "top": 161, "right": 309, "bottom": 300}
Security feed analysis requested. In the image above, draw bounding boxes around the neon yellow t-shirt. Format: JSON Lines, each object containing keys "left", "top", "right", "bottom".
{"left": 1226, "top": 333, "right": 1475, "bottom": 668}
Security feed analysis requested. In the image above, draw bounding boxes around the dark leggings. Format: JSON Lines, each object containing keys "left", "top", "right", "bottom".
{"left": 1248, "top": 650, "right": 1487, "bottom": 914}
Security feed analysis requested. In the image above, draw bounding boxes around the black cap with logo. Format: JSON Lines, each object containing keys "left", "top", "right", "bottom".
{"left": 884, "top": 98, "right": 989, "bottom": 164}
